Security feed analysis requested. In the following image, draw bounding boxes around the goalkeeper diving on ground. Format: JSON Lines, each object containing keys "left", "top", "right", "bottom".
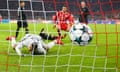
{"left": 6, "top": 29, "right": 66, "bottom": 56}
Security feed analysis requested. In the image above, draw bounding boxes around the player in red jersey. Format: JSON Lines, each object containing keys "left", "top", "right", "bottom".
{"left": 53, "top": 6, "right": 74, "bottom": 43}
{"left": 0, "top": 14, "right": 2, "bottom": 23}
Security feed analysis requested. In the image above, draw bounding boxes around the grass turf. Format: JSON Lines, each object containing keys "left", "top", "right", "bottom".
{"left": 0, "top": 23, "right": 120, "bottom": 72}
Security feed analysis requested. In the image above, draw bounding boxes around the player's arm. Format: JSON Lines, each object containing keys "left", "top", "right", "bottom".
{"left": 52, "top": 15, "right": 57, "bottom": 23}
{"left": 52, "top": 11, "right": 59, "bottom": 25}
{"left": 41, "top": 40, "right": 56, "bottom": 51}
{"left": 14, "top": 45, "right": 23, "bottom": 56}
{"left": 67, "top": 14, "right": 74, "bottom": 31}
{"left": 52, "top": 12, "right": 57, "bottom": 28}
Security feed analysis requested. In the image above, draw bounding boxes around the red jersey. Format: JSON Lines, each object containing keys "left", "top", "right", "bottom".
{"left": 53, "top": 11, "right": 74, "bottom": 25}
{"left": 0, "top": 15, "right": 2, "bottom": 22}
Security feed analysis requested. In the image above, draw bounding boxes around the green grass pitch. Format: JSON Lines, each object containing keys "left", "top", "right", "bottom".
{"left": 0, "top": 23, "right": 120, "bottom": 72}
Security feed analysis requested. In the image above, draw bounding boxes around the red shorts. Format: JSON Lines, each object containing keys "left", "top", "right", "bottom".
{"left": 58, "top": 23, "right": 68, "bottom": 31}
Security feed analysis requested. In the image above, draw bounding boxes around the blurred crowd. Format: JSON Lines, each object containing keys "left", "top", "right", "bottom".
{"left": 0, "top": 0, "right": 119, "bottom": 20}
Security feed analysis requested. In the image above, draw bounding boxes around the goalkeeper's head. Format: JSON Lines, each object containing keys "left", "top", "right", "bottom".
{"left": 20, "top": 1, "right": 25, "bottom": 7}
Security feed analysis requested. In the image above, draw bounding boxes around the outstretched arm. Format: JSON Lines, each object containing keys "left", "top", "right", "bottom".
{"left": 53, "top": 12, "right": 59, "bottom": 29}
{"left": 15, "top": 44, "right": 23, "bottom": 56}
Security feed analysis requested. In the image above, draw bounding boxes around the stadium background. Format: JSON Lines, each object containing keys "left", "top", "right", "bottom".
{"left": 0, "top": 0, "right": 120, "bottom": 21}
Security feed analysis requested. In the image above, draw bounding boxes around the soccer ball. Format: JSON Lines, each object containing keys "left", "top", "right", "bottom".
{"left": 69, "top": 23, "right": 93, "bottom": 46}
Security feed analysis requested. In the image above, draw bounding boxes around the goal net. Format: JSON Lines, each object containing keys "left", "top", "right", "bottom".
{"left": 0, "top": 0, "right": 120, "bottom": 72}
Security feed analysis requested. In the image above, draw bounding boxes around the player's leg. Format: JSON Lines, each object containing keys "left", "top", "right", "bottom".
{"left": 79, "top": 15, "right": 83, "bottom": 23}
{"left": 41, "top": 38, "right": 63, "bottom": 52}
{"left": 56, "top": 23, "right": 68, "bottom": 44}
{"left": 56, "top": 23, "right": 68, "bottom": 35}
{"left": 54, "top": 24, "right": 63, "bottom": 45}
{"left": 39, "top": 28, "right": 67, "bottom": 40}
{"left": 39, "top": 28, "right": 57, "bottom": 40}
{"left": 79, "top": 15, "right": 88, "bottom": 25}
{"left": 55, "top": 24, "right": 62, "bottom": 37}
{"left": 16, "top": 21, "right": 21, "bottom": 38}
{"left": 57, "top": 29, "right": 62, "bottom": 37}
{"left": 23, "top": 21, "right": 29, "bottom": 34}
{"left": 25, "top": 27, "right": 29, "bottom": 34}
{"left": 15, "top": 42, "right": 23, "bottom": 56}
{"left": 16, "top": 28, "right": 20, "bottom": 38}
{"left": 34, "top": 39, "right": 63, "bottom": 55}
{"left": 42, "top": 40, "right": 56, "bottom": 50}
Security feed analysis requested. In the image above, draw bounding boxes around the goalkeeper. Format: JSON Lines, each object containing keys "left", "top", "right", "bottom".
{"left": 6, "top": 33, "right": 63, "bottom": 56}
{"left": 16, "top": 1, "right": 29, "bottom": 38}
